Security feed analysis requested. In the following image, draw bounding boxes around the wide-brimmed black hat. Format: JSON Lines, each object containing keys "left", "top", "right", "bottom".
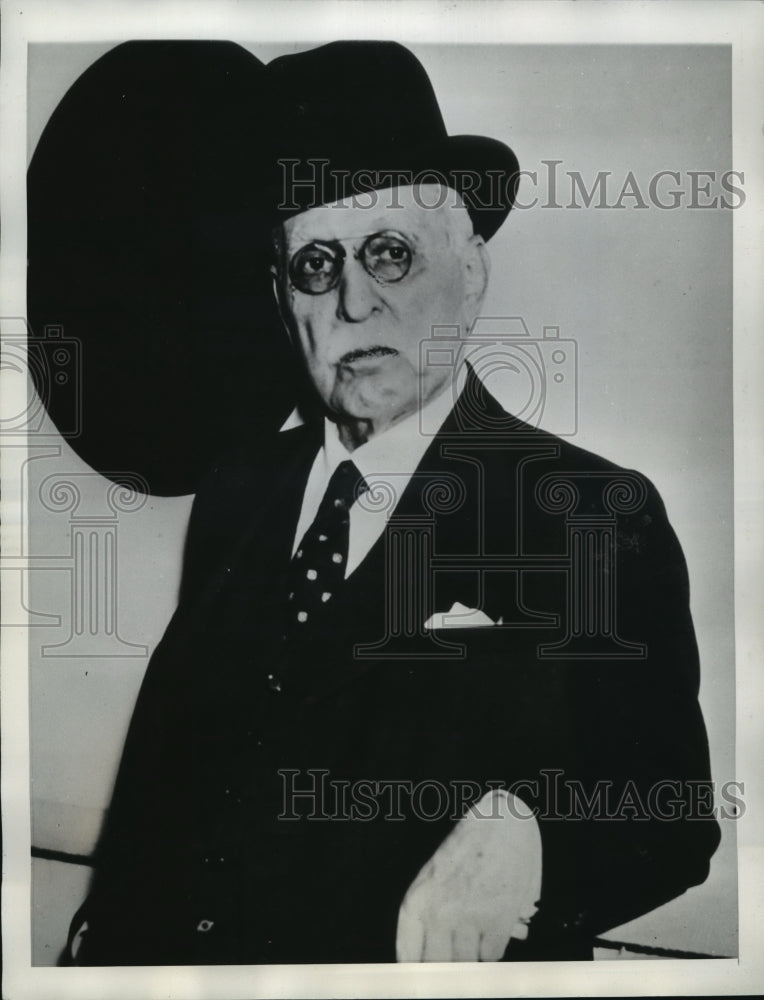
{"left": 28, "top": 41, "right": 295, "bottom": 496}
{"left": 264, "top": 41, "right": 520, "bottom": 240}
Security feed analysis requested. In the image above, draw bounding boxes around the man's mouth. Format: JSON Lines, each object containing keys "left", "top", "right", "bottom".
{"left": 338, "top": 347, "right": 399, "bottom": 365}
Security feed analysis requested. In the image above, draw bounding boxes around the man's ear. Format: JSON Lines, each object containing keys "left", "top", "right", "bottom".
{"left": 463, "top": 234, "right": 490, "bottom": 320}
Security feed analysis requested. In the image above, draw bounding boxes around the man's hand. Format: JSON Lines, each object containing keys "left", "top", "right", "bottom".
{"left": 396, "top": 790, "right": 542, "bottom": 962}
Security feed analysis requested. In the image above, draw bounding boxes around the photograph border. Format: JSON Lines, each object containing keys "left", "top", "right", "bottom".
{"left": 2, "top": 2, "right": 762, "bottom": 997}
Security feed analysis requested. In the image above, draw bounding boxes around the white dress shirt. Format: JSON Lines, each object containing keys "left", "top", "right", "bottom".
{"left": 283, "top": 386, "right": 458, "bottom": 577}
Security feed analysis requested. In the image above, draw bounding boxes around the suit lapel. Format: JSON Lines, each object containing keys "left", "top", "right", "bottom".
{"left": 193, "top": 374, "right": 550, "bottom": 705}
{"left": 280, "top": 377, "right": 521, "bottom": 701}
{"left": 184, "top": 423, "right": 321, "bottom": 655}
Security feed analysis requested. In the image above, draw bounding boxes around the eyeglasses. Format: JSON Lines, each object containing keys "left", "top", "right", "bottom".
{"left": 287, "top": 230, "right": 413, "bottom": 295}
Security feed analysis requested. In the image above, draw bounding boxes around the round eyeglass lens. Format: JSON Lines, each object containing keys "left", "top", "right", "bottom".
{"left": 361, "top": 233, "right": 412, "bottom": 283}
{"left": 289, "top": 243, "right": 343, "bottom": 294}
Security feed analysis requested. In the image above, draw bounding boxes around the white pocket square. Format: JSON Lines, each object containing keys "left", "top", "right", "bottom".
{"left": 423, "top": 602, "right": 502, "bottom": 629}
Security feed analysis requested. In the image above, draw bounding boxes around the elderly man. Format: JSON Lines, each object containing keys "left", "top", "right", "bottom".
{"left": 68, "top": 41, "right": 719, "bottom": 965}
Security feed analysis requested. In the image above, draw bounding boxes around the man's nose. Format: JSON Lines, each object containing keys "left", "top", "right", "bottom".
{"left": 335, "top": 256, "right": 381, "bottom": 323}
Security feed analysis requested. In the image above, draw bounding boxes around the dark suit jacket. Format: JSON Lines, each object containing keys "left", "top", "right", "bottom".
{"left": 70, "top": 379, "right": 720, "bottom": 964}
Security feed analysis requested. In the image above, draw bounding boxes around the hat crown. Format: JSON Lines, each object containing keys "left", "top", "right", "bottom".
{"left": 263, "top": 40, "right": 519, "bottom": 241}
{"left": 267, "top": 41, "right": 448, "bottom": 163}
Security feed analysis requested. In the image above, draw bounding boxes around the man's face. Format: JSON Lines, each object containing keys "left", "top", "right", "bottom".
{"left": 273, "top": 185, "right": 489, "bottom": 435}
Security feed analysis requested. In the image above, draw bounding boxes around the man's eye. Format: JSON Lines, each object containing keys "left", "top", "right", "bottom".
{"left": 289, "top": 244, "right": 341, "bottom": 294}
{"left": 361, "top": 235, "right": 412, "bottom": 283}
{"left": 295, "top": 248, "right": 334, "bottom": 275}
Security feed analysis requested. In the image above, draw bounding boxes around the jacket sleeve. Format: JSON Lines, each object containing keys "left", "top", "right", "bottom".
{"left": 515, "top": 473, "right": 721, "bottom": 955}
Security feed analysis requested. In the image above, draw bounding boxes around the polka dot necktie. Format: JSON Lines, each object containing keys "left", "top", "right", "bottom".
{"left": 285, "top": 460, "right": 369, "bottom": 637}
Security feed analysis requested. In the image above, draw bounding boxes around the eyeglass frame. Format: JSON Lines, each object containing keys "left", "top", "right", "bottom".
{"left": 284, "top": 229, "right": 414, "bottom": 295}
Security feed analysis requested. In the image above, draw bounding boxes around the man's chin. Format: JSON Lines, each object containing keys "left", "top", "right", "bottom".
{"left": 328, "top": 384, "right": 415, "bottom": 433}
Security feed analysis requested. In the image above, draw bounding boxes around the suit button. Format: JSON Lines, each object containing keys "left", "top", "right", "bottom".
{"left": 267, "top": 673, "right": 282, "bottom": 693}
